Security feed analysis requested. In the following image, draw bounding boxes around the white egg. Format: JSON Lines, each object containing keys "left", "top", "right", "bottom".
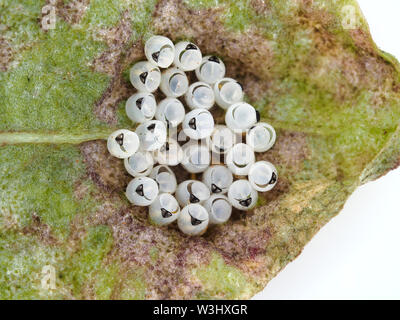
{"left": 173, "top": 41, "right": 202, "bottom": 71}
{"left": 107, "top": 129, "right": 139, "bottom": 159}
{"left": 154, "top": 139, "right": 183, "bottom": 166}
{"left": 129, "top": 61, "right": 161, "bottom": 92}
{"left": 182, "top": 109, "right": 214, "bottom": 140}
{"left": 159, "top": 67, "right": 189, "bottom": 97}
{"left": 225, "top": 102, "right": 259, "bottom": 132}
{"left": 246, "top": 122, "right": 276, "bottom": 152}
{"left": 209, "top": 125, "right": 237, "bottom": 154}
{"left": 135, "top": 120, "right": 167, "bottom": 152}
{"left": 150, "top": 165, "right": 177, "bottom": 194}
{"left": 185, "top": 82, "right": 215, "bottom": 110}
{"left": 214, "top": 78, "right": 244, "bottom": 110}
{"left": 176, "top": 180, "right": 210, "bottom": 207}
{"left": 228, "top": 180, "right": 258, "bottom": 211}
{"left": 226, "top": 143, "right": 255, "bottom": 176}
{"left": 195, "top": 55, "right": 225, "bottom": 84}
{"left": 125, "top": 92, "right": 156, "bottom": 123}
{"left": 126, "top": 177, "right": 159, "bottom": 206}
{"left": 203, "top": 195, "right": 232, "bottom": 225}
{"left": 124, "top": 150, "right": 154, "bottom": 177}
{"left": 181, "top": 142, "right": 211, "bottom": 173}
{"left": 178, "top": 204, "right": 209, "bottom": 236}
{"left": 155, "top": 98, "right": 185, "bottom": 128}
{"left": 202, "top": 165, "right": 233, "bottom": 194}
{"left": 248, "top": 161, "right": 278, "bottom": 192}
{"left": 149, "top": 193, "right": 180, "bottom": 226}
{"left": 145, "top": 35, "right": 175, "bottom": 68}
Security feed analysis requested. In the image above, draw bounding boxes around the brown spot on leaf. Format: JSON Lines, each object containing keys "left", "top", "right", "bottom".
{"left": 152, "top": 0, "right": 274, "bottom": 85}
{"left": 92, "top": 11, "right": 144, "bottom": 124}
{"left": 0, "top": 37, "right": 13, "bottom": 72}
{"left": 22, "top": 213, "right": 60, "bottom": 245}
{"left": 79, "top": 140, "right": 131, "bottom": 193}
{"left": 55, "top": 0, "right": 90, "bottom": 25}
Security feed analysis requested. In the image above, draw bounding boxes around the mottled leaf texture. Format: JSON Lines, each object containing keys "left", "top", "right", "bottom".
{"left": 0, "top": 0, "right": 399, "bottom": 299}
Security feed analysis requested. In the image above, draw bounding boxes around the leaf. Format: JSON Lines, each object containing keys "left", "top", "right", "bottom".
{"left": 1, "top": 0, "right": 399, "bottom": 299}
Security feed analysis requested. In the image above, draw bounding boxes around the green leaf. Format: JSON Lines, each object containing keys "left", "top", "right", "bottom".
{"left": 1, "top": 0, "right": 399, "bottom": 299}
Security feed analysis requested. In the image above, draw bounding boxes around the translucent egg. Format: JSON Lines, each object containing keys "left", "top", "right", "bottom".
{"left": 195, "top": 55, "right": 225, "bottom": 84}
{"left": 226, "top": 143, "right": 255, "bottom": 176}
{"left": 176, "top": 180, "right": 210, "bottom": 207}
{"left": 225, "top": 102, "right": 259, "bottom": 132}
{"left": 203, "top": 195, "right": 232, "bottom": 224}
{"left": 149, "top": 193, "right": 180, "bottom": 226}
{"left": 181, "top": 143, "right": 211, "bottom": 173}
{"left": 202, "top": 165, "right": 233, "bottom": 194}
{"left": 159, "top": 67, "right": 189, "bottom": 98}
{"left": 209, "top": 125, "right": 237, "bottom": 154}
{"left": 107, "top": 129, "right": 140, "bottom": 159}
{"left": 174, "top": 41, "right": 202, "bottom": 71}
{"left": 185, "top": 82, "right": 215, "bottom": 110}
{"left": 124, "top": 150, "right": 154, "bottom": 177}
{"left": 125, "top": 92, "right": 156, "bottom": 123}
{"left": 154, "top": 139, "right": 183, "bottom": 166}
{"left": 182, "top": 109, "right": 214, "bottom": 140}
{"left": 145, "top": 35, "right": 175, "bottom": 68}
{"left": 150, "top": 165, "right": 177, "bottom": 194}
{"left": 248, "top": 161, "right": 278, "bottom": 192}
{"left": 246, "top": 122, "right": 276, "bottom": 153}
{"left": 155, "top": 98, "right": 185, "bottom": 128}
{"left": 130, "top": 61, "right": 161, "bottom": 92}
{"left": 228, "top": 180, "right": 258, "bottom": 211}
{"left": 214, "top": 78, "right": 244, "bottom": 110}
{"left": 126, "top": 177, "right": 159, "bottom": 206}
{"left": 178, "top": 204, "right": 209, "bottom": 236}
{"left": 135, "top": 120, "right": 167, "bottom": 152}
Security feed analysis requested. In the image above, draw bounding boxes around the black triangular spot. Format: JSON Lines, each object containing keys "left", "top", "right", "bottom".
{"left": 135, "top": 184, "right": 144, "bottom": 196}
{"left": 189, "top": 118, "right": 196, "bottom": 130}
{"left": 239, "top": 198, "right": 252, "bottom": 207}
{"left": 115, "top": 133, "right": 124, "bottom": 146}
{"left": 152, "top": 51, "right": 160, "bottom": 62}
{"left": 208, "top": 56, "right": 220, "bottom": 63}
{"left": 185, "top": 43, "right": 197, "bottom": 50}
{"left": 189, "top": 193, "right": 200, "bottom": 203}
{"left": 211, "top": 184, "right": 222, "bottom": 193}
{"left": 136, "top": 97, "right": 144, "bottom": 110}
{"left": 269, "top": 172, "right": 277, "bottom": 185}
{"left": 147, "top": 123, "right": 156, "bottom": 132}
{"left": 161, "top": 208, "right": 172, "bottom": 218}
{"left": 139, "top": 72, "right": 148, "bottom": 84}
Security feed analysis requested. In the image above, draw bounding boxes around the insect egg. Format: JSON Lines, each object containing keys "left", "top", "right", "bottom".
{"left": 195, "top": 55, "right": 226, "bottom": 84}
{"left": 203, "top": 195, "right": 232, "bottom": 225}
{"left": 202, "top": 165, "right": 233, "bottom": 194}
{"left": 185, "top": 82, "right": 215, "bottom": 110}
{"left": 150, "top": 165, "right": 177, "bottom": 194}
{"left": 178, "top": 204, "right": 209, "bottom": 236}
{"left": 225, "top": 102, "right": 259, "bottom": 132}
{"left": 248, "top": 161, "right": 278, "bottom": 192}
{"left": 181, "top": 143, "right": 211, "bottom": 173}
{"left": 176, "top": 180, "right": 210, "bottom": 207}
{"left": 226, "top": 143, "right": 255, "bottom": 176}
{"left": 126, "top": 177, "right": 159, "bottom": 206}
{"left": 209, "top": 125, "right": 237, "bottom": 154}
{"left": 228, "top": 180, "right": 258, "bottom": 211}
{"left": 214, "top": 78, "right": 244, "bottom": 110}
{"left": 125, "top": 92, "right": 156, "bottom": 123}
{"left": 124, "top": 150, "right": 154, "bottom": 177}
{"left": 145, "top": 35, "right": 175, "bottom": 68}
{"left": 149, "top": 193, "right": 181, "bottom": 226}
{"left": 135, "top": 120, "right": 167, "bottom": 151}
{"left": 174, "top": 41, "right": 202, "bottom": 71}
{"left": 130, "top": 61, "right": 161, "bottom": 93}
{"left": 246, "top": 122, "right": 276, "bottom": 153}
{"left": 154, "top": 139, "right": 183, "bottom": 166}
{"left": 182, "top": 109, "right": 215, "bottom": 140}
{"left": 107, "top": 129, "right": 140, "bottom": 159}
{"left": 159, "top": 67, "right": 189, "bottom": 98}
{"left": 155, "top": 98, "right": 185, "bottom": 128}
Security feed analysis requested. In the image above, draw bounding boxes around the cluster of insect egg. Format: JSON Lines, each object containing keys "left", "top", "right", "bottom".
{"left": 107, "top": 36, "right": 278, "bottom": 236}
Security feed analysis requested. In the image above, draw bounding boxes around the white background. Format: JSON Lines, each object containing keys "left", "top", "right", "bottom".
{"left": 253, "top": 0, "right": 400, "bottom": 300}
